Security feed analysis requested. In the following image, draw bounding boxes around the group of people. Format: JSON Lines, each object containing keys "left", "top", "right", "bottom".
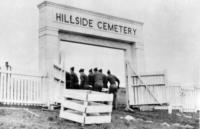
{"left": 65, "top": 67, "right": 120, "bottom": 109}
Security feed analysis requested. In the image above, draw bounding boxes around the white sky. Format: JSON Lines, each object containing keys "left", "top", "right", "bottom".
{"left": 0, "top": 0, "right": 200, "bottom": 87}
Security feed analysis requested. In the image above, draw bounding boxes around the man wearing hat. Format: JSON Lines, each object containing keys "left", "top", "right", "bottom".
{"left": 93, "top": 68, "right": 104, "bottom": 92}
{"left": 70, "top": 67, "right": 79, "bottom": 89}
{"left": 99, "top": 69, "right": 108, "bottom": 88}
{"left": 65, "top": 71, "right": 71, "bottom": 89}
{"left": 88, "top": 69, "right": 94, "bottom": 88}
{"left": 107, "top": 70, "right": 120, "bottom": 109}
{"left": 79, "top": 68, "right": 89, "bottom": 89}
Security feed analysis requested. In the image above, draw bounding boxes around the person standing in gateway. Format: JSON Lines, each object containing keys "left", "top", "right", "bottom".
{"left": 88, "top": 69, "right": 94, "bottom": 88}
{"left": 93, "top": 68, "right": 104, "bottom": 92}
{"left": 70, "top": 67, "right": 79, "bottom": 89}
{"left": 107, "top": 70, "right": 120, "bottom": 110}
{"left": 79, "top": 69, "right": 89, "bottom": 89}
{"left": 99, "top": 69, "right": 108, "bottom": 88}
{"left": 65, "top": 71, "right": 71, "bottom": 89}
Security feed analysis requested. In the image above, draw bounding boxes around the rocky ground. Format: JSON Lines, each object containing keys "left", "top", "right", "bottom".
{"left": 0, "top": 106, "right": 198, "bottom": 129}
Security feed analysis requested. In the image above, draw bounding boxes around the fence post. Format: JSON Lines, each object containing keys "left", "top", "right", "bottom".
{"left": 168, "top": 105, "right": 172, "bottom": 114}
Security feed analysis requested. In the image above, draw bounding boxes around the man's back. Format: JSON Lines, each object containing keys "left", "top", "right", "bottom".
{"left": 102, "top": 73, "right": 108, "bottom": 88}
{"left": 88, "top": 73, "right": 94, "bottom": 86}
{"left": 70, "top": 72, "right": 79, "bottom": 88}
{"left": 94, "top": 72, "right": 103, "bottom": 86}
{"left": 65, "top": 72, "right": 71, "bottom": 89}
{"left": 80, "top": 73, "right": 88, "bottom": 86}
{"left": 107, "top": 74, "right": 120, "bottom": 87}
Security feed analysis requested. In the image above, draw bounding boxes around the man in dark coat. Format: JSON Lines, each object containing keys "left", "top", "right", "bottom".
{"left": 88, "top": 69, "right": 94, "bottom": 88}
{"left": 79, "top": 69, "right": 90, "bottom": 89}
{"left": 93, "top": 68, "right": 104, "bottom": 92}
{"left": 70, "top": 67, "right": 79, "bottom": 89}
{"left": 65, "top": 71, "right": 71, "bottom": 89}
{"left": 107, "top": 70, "right": 120, "bottom": 109}
{"left": 99, "top": 69, "right": 108, "bottom": 88}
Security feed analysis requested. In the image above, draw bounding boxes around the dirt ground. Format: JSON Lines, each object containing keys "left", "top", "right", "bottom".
{"left": 0, "top": 89, "right": 198, "bottom": 129}
{"left": 0, "top": 106, "right": 198, "bottom": 129}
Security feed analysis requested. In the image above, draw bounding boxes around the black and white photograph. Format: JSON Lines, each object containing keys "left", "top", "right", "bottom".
{"left": 0, "top": 0, "right": 199, "bottom": 128}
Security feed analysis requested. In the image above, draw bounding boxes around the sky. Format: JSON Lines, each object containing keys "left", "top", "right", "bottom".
{"left": 0, "top": 0, "right": 200, "bottom": 87}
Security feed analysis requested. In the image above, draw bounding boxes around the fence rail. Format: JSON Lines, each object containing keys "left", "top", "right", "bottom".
{"left": 133, "top": 73, "right": 166, "bottom": 86}
{"left": 0, "top": 71, "right": 45, "bottom": 106}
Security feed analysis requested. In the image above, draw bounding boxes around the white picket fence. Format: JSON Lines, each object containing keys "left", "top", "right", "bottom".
{"left": 0, "top": 71, "right": 46, "bottom": 106}
{"left": 181, "top": 88, "right": 200, "bottom": 112}
{"left": 130, "top": 74, "right": 200, "bottom": 112}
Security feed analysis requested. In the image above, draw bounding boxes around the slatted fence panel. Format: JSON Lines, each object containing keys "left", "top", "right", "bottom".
{"left": 196, "top": 88, "right": 200, "bottom": 111}
{"left": 130, "top": 73, "right": 167, "bottom": 106}
{"left": 52, "top": 64, "right": 65, "bottom": 104}
{"left": 140, "top": 73, "right": 166, "bottom": 86}
{"left": 129, "top": 72, "right": 200, "bottom": 112}
{"left": 0, "top": 71, "right": 45, "bottom": 106}
{"left": 181, "top": 88, "right": 200, "bottom": 112}
{"left": 131, "top": 85, "right": 167, "bottom": 105}
{"left": 60, "top": 90, "right": 113, "bottom": 125}
{"left": 166, "top": 86, "right": 182, "bottom": 107}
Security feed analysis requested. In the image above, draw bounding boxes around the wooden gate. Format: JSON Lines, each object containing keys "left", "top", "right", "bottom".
{"left": 126, "top": 62, "right": 200, "bottom": 112}
{"left": 126, "top": 61, "right": 166, "bottom": 106}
